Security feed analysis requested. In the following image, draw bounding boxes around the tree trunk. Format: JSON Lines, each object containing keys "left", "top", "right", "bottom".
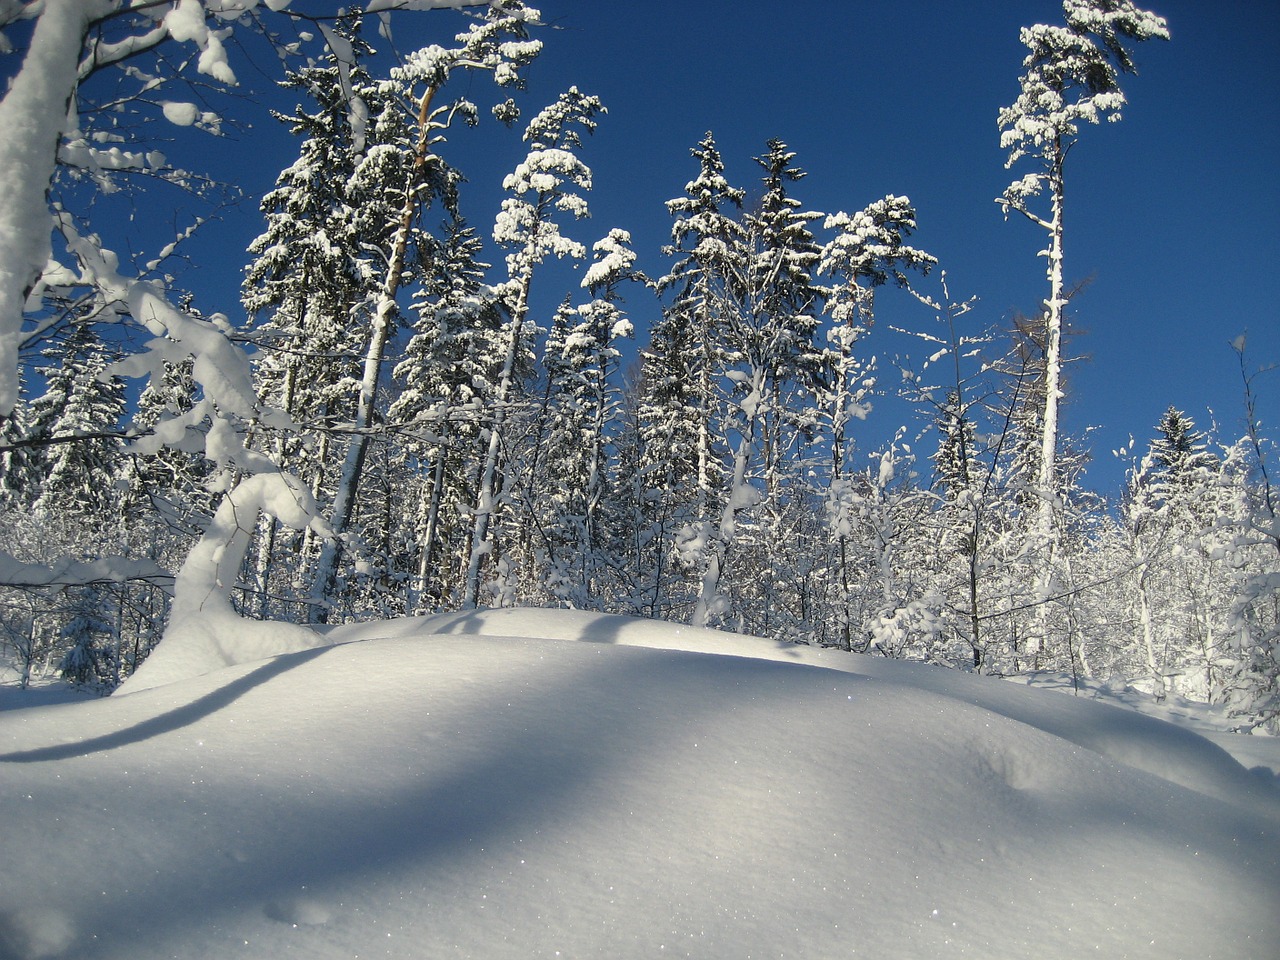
{"left": 0, "top": 0, "right": 112, "bottom": 411}
{"left": 463, "top": 280, "right": 529, "bottom": 608}
{"left": 309, "top": 86, "right": 439, "bottom": 620}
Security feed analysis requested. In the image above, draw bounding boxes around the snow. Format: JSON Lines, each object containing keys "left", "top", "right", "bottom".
{"left": 2, "top": 607, "right": 1277, "bottom": 959}
{"left": 0, "top": 0, "right": 107, "bottom": 413}
{"left": 161, "top": 101, "right": 201, "bottom": 127}
{"left": 118, "top": 473, "right": 332, "bottom": 694}
{"left": 164, "top": 0, "right": 236, "bottom": 85}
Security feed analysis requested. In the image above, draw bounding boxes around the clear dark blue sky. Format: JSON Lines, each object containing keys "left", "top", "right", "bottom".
{"left": 178, "top": 0, "right": 1279, "bottom": 496}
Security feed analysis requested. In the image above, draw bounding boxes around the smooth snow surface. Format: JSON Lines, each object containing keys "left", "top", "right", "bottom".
{"left": 2, "top": 608, "right": 1278, "bottom": 959}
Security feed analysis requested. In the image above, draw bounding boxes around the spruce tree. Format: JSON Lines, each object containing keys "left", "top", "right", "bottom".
{"left": 537, "top": 230, "right": 638, "bottom": 606}
{"left": 390, "top": 214, "right": 501, "bottom": 610}
{"left": 649, "top": 132, "right": 744, "bottom": 623}
{"left": 817, "top": 194, "right": 934, "bottom": 649}
{"left": 28, "top": 323, "right": 127, "bottom": 524}
{"left": 242, "top": 19, "right": 410, "bottom": 615}
{"left": 706, "top": 139, "right": 823, "bottom": 633}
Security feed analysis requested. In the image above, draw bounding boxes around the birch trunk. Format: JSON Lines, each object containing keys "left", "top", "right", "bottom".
{"left": 462, "top": 280, "right": 529, "bottom": 608}
{"left": 1035, "top": 143, "right": 1067, "bottom": 548}
{"left": 0, "top": 0, "right": 114, "bottom": 412}
{"left": 309, "top": 87, "right": 438, "bottom": 620}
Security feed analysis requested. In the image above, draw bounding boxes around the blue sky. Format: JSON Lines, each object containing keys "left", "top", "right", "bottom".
{"left": 177, "top": 0, "right": 1278, "bottom": 496}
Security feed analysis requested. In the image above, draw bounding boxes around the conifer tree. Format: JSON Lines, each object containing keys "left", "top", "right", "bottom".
{"left": 646, "top": 132, "right": 744, "bottom": 620}
{"left": 0, "top": 398, "right": 38, "bottom": 510}
{"left": 463, "top": 87, "right": 604, "bottom": 607}
{"left": 390, "top": 214, "right": 501, "bottom": 610}
{"left": 998, "top": 0, "right": 1168, "bottom": 557}
{"left": 1120, "top": 408, "right": 1236, "bottom": 699}
{"left": 537, "top": 230, "right": 638, "bottom": 606}
{"left": 28, "top": 323, "right": 127, "bottom": 523}
{"left": 818, "top": 195, "right": 934, "bottom": 649}
{"left": 689, "top": 140, "right": 826, "bottom": 627}
{"left": 294, "top": 6, "right": 542, "bottom": 618}
{"left": 243, "top": 18, "right": 415, "bottom": 616}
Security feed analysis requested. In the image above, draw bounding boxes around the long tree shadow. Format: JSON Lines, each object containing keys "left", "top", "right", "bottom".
{"left": 0, "top": 645, "right": 333, "bottom": 763}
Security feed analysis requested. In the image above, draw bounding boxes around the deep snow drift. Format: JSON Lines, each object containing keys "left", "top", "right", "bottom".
{"left": 1, "top": 608, "right": 1278, "bottom": 959}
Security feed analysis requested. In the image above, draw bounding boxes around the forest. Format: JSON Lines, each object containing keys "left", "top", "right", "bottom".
{"left": 0, "top": 0, "right": 1276, "bottom": 732}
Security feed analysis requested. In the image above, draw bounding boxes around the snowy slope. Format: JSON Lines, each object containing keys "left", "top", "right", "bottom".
{"left": 1, "top": 609, "right": 1278, "bottom": 960}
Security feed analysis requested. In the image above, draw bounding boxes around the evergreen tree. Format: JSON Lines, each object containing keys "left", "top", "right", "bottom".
{"left": 1119, "top": 408, "right": 1232, "bottom": 699}
{"left": 28, "top": 323, "right": 127, "bottom": 523}
{"left": 537, "top": 230, "right": 638, "bottom": 606}
{"left": 242, "top": 19, "right": 414, "bottom": 616}
{"left": 463, "top": 87, "right": 604, "bottom": 607}
{"left": 998, "top": 0, "right": 1169, "bottom": 559}
{"left": 644, "top": 132, "right": 744, "bottom": 620}
{"left": 390, "top": 214, "right": 502, "bottom": 610}
{"left": 817, "top": 194, "right": 934, "bottom": 649}
{"left": 1218, "top": 345, "right": 1280, "bottom": 732}
{"left": 0, "top": 397, "right": 38, "bottom": 510}
{"left": 689, "top": 139, "right": 825, "bottom": 628}
{"left": 316, "top": 5, "right": 541, "bottom": 612}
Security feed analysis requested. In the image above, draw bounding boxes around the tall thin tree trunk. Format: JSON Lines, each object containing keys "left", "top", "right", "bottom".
{"left": 1035, "top": 147, "right": 1066, "bottom": 547}
{"left": 310, "top": 86, "right": 439, "bottom": 621}
{"left": 463, "top": 281, "right": 530, "bottom": 608}
{"left": 412, "top": 417, "right": 451, "bottom": 612}
{"left": 1031, "top": 145, "right": 1066, "bottom": 656}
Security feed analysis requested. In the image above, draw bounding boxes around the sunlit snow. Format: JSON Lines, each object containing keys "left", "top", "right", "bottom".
{"left": 1, "top": 608, "right": 1277, "bottom": 960}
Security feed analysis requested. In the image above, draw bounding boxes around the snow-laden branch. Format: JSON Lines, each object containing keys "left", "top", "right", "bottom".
{"left": 0, "top": 550, "right": 172, "bottom": 590}
{"left": 118, "top": 471, "right": 333, "bottom": 693}
{"left": 0, "top": 0, "right": 108, "bottom": 413}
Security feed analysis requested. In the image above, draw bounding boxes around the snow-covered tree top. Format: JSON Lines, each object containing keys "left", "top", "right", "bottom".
{"left": 998, "top": 0, "right": 1169, "bottom": 170}
{"left": 523, "top": 86, "right": 604, "bottom": 151}
{"left": 582, "top": 229, "right": 636, "bottom": 291}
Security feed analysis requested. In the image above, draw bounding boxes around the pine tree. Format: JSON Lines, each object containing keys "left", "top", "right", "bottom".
{"left": 537, "top": 229, "right": 638, "bottom": 606}
{"left": 0, "top": 397, "right": 39, "bottom": 510}
{"left": 644, "top": 132, "right": 744, "bottom": 620}
{"left": 817, "top": 194, "right": 934, "bottom": 649}
{"left": 998, "top": 0, "right": 1169, "bottom": 555}
{"left": 463, "top": 87, "right": 604, "bottom": 607}
{"left": 685, "top": 139, "right": 826, "bottom": 628}
{"left": 1120, "top": 407, "right": 1230, "bottom": 699}
{"left": 1219, "top": 344, "right": 1280, "bottom": 732}
{"left": 243, "top": 19, "right": 414, "bottom": 617}
{"left": 390, "top": 214, "right": 501, "bottom": 611}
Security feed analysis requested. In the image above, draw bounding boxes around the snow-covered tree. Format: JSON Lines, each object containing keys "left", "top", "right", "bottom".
{"left": 307, "top": 6, "right": 544, "bottom": 618}
{"left": 997, "top": 0, "right": 1169, "bottom": 553}
{"left": 817, "top": 195, "right": 934, "bottom": 649}
{"left": 535, "top": 229, "right": 638, "bottom": 606}
{"left": 645, "top": 132, "right": 744, "bottom": 620}
{"left": 27, "top": 323, "right": 127, "bottom": 522}
{"left": 689, "top": 139, "right": 825, "bottom": 628}
{"left": 242, "top": 17, "right": 434, "bottom": 618}
{"left": 1219, "top": 344, "right": 1280, "bottom": 732}
{"left": 1118, "top": 408, "right": 1228, "bottom": 699}
{"left": 462, "top": 87, "right": 604, "bottom": 607}
{"left": 390, "top": 214, "right": 503, "bottom": 611}
{"left": 0, "top": 2, "right": 530, "bottom": 670}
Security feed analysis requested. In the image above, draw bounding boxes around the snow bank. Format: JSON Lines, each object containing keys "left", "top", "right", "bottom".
{"left": 338, "top": 607, "right": 1280, "bottom": 817}
{"left": 2, "top": 609, "right": 1273, "bottom": 959}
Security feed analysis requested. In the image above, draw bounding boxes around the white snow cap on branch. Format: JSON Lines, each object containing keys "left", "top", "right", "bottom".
{"left": 582, "top": 229, "right": 636, "bottom": 290}
{"left": 118, "top": 472, "right": 334, "bottom": 693}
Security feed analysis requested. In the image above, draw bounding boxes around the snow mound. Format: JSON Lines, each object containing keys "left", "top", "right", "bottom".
{"left": 337, "top": 607, "right": 1280, "bottom": 817}
{"left": 2, "top": 610, "right": 1276, "bottom": 959}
